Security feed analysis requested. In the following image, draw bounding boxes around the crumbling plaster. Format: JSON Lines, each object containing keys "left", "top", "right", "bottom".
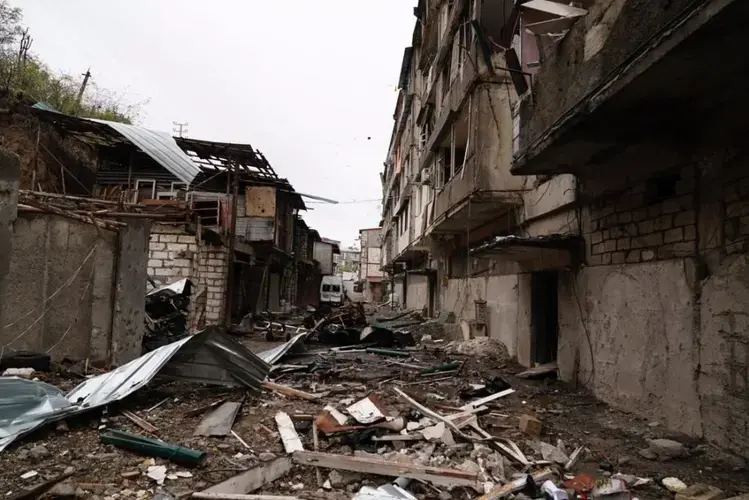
{"left": 517, "top": 0, "right": 698, "bottom": 155}
{"left": 442, "top": 275, "right": 520, "bottom": 355}
{"left": 556, "top": 253, "right": 749, "bottom": 458}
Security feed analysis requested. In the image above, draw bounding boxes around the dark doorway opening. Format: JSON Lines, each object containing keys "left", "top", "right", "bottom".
{"left": 531, "top": 271, "right": 559, "bottom": 364}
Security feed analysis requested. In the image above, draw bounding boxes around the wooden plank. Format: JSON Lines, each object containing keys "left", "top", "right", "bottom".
{"left": 460, "top": 389, "right": 515, "bottom": 410}
{"left": 292, "top": 451, "right": 480, "bottom": 489}
{"left": 372, "top": 434, "right": 424, "bottom": 442}
{"left": 202, "top": 457, "right": 293, "bottom": 494}
{"left": 121, "top": 410, "right": 158, "bottom": 433}
{"left": 263, "top": 381, "right": 322, "bottom": 401}
{"left": 393, "top": 388, "right": 474, "bottom": 441}
{"left": 192, "top": 494, "right": 299, "bottom": 500}
{"left": 517, "top": 362, "right": 558, "bottom": 379}
{"left": 478, "top": 468, "right": 554, "bottom": 500}
{"left": 185, "top": 398, "right": 227, "bottom": 418}
{"left": 275, "top": 412, "right": 304, "bottom": 453}
{"left": 194, "top": 402, "right": 242, "bottom": 437}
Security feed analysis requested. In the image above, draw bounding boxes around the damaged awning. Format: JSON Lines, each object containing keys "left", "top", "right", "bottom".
{"left": 1, "top": 328, "right": 269, "bottom": 452}
{"left": 520, "top": 0, "right": 588, "bottom": 35}
{"left": 470, "top": 234, "right": 581, "bottom": 268}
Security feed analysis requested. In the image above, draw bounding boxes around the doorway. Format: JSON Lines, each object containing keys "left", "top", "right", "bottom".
{"left": 530, "top": 271, "right": 559, "bottom": 364}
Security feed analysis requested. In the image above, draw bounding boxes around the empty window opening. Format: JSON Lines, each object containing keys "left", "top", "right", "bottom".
{"left": 645, "top": 172, "right": 680, "bottom": 205}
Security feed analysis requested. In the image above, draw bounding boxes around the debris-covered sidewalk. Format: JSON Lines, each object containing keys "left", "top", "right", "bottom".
{"left": 1, "top": 310, "right": 747, "bottom": 500}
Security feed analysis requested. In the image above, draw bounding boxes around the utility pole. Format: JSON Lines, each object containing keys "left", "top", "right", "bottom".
{"left": 172, "top": 121, "right": 189, "bottom": 138}
{"left": 76, "top": 68, "right": 91, "bottom": 104}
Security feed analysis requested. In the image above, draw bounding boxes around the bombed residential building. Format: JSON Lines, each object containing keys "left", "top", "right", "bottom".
{"left": 380, "top": 0, "right": 749, "bottom": 458}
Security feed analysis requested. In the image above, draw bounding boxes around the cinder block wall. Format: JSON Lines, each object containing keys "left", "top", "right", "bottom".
{"left": 558, "top": 160, "right": 749, "bottom": 459}
{"left": 148, "top": 225, "right": 228, "bottom": 327}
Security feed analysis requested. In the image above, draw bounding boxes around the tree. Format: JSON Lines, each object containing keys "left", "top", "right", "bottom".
{"left": 0, "top": 0, "right": 144, "bottom": 124}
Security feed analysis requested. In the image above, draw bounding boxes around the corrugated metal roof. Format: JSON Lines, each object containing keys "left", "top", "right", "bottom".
{"left": 92, "top": 119, "right": 201, "bottom": 185}
{"left": 1, "top": 328, "right": 269, "bottom": 452}
{"left": 30, "top": 106, "right": 201, "bottom": 185}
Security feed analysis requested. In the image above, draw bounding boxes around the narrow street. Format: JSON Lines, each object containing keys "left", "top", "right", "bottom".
{"left": 1, "top": 0, "right": 749, "bottom": 499}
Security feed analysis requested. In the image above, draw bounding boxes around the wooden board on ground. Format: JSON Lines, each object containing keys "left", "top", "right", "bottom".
{"left": 516, "top": 362, "right": 558, "bottom": 379}
{"left": 292, "top": 451, "right": 480, "bottom": 489}
{"left": 201, "top": 457, "right": 293, "bottom": 494}
{"left": 275, "top": 412, "right": 304, "bottom": 453}
{"left": 194, "top": 402, "right": 242, "bottom": 437}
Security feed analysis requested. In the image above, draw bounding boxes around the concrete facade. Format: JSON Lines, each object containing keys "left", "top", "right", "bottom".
{"left": 359, "top": 228, "right": 384, "bottom": 303}
{"left": 379, "top": 0, "right": 749, "bottom": 459}
{"left": 0, "top": 149, "right": 20, "bottom": 339}
{"left": 2, "top": 212, "right": 149, "bottom": 366}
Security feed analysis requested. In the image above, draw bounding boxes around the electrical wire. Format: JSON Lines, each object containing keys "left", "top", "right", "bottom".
{"left": 45, "top": 257, "right": 97, "bottom": 354}
{"left": 3, "top": 243, "right": 99, "bottom": 330}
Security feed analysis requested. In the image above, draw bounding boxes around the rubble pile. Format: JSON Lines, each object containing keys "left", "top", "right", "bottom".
{"left": 0, "top": 309, "right": 747, "bottom": 500}
{"left": 143, "top": 279, "right": 193, "bottom": 353}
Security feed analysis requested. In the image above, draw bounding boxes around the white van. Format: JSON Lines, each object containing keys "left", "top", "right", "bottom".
{"left": 320, "top": 275, "right": 344, "bottom": 306}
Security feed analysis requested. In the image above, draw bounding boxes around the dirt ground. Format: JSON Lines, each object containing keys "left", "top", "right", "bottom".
{"left": 1, "top": 334, "right": 747, "bottom": 499}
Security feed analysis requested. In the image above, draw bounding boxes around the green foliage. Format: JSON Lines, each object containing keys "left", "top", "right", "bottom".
{"left": 0, "top": 0, "right": 143, "bottom": 124}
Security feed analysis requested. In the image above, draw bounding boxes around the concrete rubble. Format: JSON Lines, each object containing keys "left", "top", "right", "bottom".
{"left": 0, "top": 307, "right": 746, "bottom": 500}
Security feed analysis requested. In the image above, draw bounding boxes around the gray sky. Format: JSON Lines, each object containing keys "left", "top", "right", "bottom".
{"left": 15, "top": 0, "right": 414, "bottom": 247}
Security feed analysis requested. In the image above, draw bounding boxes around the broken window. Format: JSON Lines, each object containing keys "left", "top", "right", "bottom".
{"left": 133, "top": 179, "right": 156, "bottom": 202}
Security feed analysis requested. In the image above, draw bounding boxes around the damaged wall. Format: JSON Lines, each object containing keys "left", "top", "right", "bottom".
{"left": 0, "top": 149, "right": 20, "bottom": 337}
{"left": 552, "top": 151, "right": 749, "bottom": 458}
{"left": 148, "top": 224, "right": 229, "bottom": 327}
{"left": 405, "top": 274, "right": 429, "bottom": 311}
{"left": 1, "top": 212, "right": 149, "bottom": 365}
{"left": 441, "top": 274, "right": 520, "bottom": 356}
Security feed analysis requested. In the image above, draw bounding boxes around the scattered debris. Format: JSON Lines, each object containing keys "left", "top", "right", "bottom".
{"left": 201, "top": 457, "right": 293, "bottom": 495}
{"left": 194, "top": 401, "right": 242, "bottom": 437}
{"left": 346, "top": 395, "right": 386, "bottom": 424}
{"left": 143, "top": 278, "right": 193, "bottom": 352}
{"left": 518, "top": 414, "right": 542, "bottom": 438}
{"left": 275, "top": 412, "right": 304, "bottom": 453}
{"left": 516, "top": 362, "right": 558, "bottom": 379}
{"left": 292, "top": 451, "right": 481, "bottom": 489}
{"left": 101, "top": 430, "right": 207, "bottom": 465}
{"left": 2, "top": 367, "right": 35, "bottom": 378}
{"left": 663, "top": 477, "right": 689, "bottom": 493}
{"left": 647, "top": 438, "right": 688, "bottom": 460}
{"left": 0, "top": 328, "right": 269, "bottom": 452}
{"left": 675, "top": 483, "right": 727, "bottom": 500}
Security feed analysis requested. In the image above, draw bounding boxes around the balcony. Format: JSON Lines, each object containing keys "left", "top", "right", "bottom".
{"left": 426, "top": 81, "right": 525, "bottom": 235}
{"left": 511, "top": 0, "right": 749, "bottom": 176}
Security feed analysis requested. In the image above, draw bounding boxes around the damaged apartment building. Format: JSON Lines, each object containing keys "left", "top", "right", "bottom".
{"left": 22, "top": 107, "right": 325, "bottom": 332}
{"left": 381, "top": 0, "right": 749, "bottom": 458}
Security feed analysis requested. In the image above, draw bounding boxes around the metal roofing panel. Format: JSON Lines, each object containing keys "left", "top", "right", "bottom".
{"left": 95, "top": 119, "right": 201, "bottom": 185}
{"left": 0, "top": 328, "right": 269, "bottom": 452}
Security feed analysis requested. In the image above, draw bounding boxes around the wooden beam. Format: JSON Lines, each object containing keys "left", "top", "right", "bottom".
{"left": 292, "top": 451, "right": 480, "bottom": 489}
{"left": 201, "top": 457, "right": 292, "bottom": 494}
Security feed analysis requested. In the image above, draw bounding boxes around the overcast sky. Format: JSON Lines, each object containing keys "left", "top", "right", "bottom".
{"left": 14, "top": 0, "right": 414, "bottom": 247}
